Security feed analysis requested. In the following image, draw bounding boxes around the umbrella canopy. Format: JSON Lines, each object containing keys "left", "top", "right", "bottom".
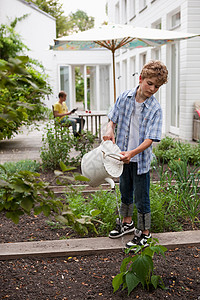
{"left": 53, "top": 24, "right": 200, "bottom": 101}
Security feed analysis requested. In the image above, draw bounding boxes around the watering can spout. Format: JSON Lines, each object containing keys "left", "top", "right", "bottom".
{"left": 105, "top": 177, "right": 115, "bottom": 190}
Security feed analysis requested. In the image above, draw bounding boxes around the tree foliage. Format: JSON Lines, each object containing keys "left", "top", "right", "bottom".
{"left": 66, "top": 10, "right": 95, "bottom": 35}
{"left": 0, "top": 19, "right": 52, "bottom": 140}
{"left": 27, "top": 0, "right": 94, "bottom": 36}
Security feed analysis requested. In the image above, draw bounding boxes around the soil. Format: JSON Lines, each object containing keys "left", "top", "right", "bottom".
{"left": 0, "top": 168, "right": 200, "bottom": 299}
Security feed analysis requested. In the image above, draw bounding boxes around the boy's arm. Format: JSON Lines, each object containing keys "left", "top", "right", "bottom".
{"left": 54, "top": 110, "right": 72, "bottom": 118}
{"left": 120, "top": 139, "right": 153, "bottom": 164}
{"left": 103, "top": 121, "right": 116, "bottom": 143}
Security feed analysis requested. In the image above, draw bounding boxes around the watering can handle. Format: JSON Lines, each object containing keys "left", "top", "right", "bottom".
{"left": 103, "top": 152, "right": 124, "bottom": 161}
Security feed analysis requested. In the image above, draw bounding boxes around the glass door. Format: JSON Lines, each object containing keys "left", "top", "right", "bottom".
{"left": 86, "top": 66, "right": 96, "bottom": 110}
{"left": 59, "top": 65, "right": 70, "bottom": 108}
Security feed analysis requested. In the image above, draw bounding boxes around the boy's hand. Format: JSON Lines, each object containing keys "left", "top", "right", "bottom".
{"left": 103, "top": 121, "right": 116, "bottom": 143}
{"left": 71, "top": 107, "right": 78, "bottom": 114}
{"left": 120, "top": 151, "right": 133, "bottom": 164}
{"left": 103, "top": 134, "right": 115, "bottom": 143}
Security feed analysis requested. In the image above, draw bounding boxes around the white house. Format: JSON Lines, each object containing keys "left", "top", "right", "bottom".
{"left": 107, "top": 0, "right": 200, "bottom": 141}
{"left": 0, "top": 0, "right": 112, "bottom": 112}
{"left": 1, "top": 0, "right": 200, "bottom": 140}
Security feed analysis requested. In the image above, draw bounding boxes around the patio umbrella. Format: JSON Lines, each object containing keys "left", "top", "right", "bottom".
{"left": 53, "top": 24, "right": 200, "bottom": 101}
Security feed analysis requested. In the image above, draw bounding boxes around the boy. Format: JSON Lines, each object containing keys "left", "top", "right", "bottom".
{"left": 53, "top": 91, "right": 84, "bottom": 137}
{"left": 103, "top": 60, "right": 168, "bottom": 247}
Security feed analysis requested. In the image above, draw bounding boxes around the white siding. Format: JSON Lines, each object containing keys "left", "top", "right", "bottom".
{"left": 107, "top": 0, "right": 200, "bottom": 141}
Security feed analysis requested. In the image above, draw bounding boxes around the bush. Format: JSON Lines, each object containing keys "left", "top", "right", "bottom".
{"left": 153, "top": 137, "right": 200, "bottom": 165}
{"left": 0, "top": 160, "right": 40, "bottom": 175}
{"left": 40, "top": 120, "right": 96, "bottom": 170}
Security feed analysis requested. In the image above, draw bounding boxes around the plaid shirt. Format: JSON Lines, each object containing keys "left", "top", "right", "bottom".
{"left": 108, "top": 87, "right": 162, "bottom": 175}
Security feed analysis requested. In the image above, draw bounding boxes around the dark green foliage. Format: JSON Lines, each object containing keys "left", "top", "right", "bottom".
{"left": 153, "top": 137, "right": 200, "bottom": 165}
{"left": 0, "top": 20, "right": 52, "bottom": 140}
{"left": 0, "top": 164, "right": 62, "bottom": 224}
{"left": 0, "top": 160, "right": 40, "bottom": 175}
{"left": 112, "top": 238, "right": 167, "bottom": 295}
{"left": 40, "top": 120, "right": 96, "bottom": 170}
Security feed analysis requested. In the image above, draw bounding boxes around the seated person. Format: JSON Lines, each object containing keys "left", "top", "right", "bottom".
{"left": 53, "top": 91, "right": 85, "bottom": 137}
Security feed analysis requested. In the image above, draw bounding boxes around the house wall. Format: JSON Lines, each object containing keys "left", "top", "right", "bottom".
{"left": 107, "top": 0, "right": 200, "bottom": 141}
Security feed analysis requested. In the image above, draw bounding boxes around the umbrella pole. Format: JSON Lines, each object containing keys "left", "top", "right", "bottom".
{"left": 112, "top": 50, "right": 116, "bottom": 103}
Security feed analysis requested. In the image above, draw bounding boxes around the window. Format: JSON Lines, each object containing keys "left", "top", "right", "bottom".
{"left": 130, "top": 56, "right": 137, "bottom": 88}
{"left": 152, "top": 19, "right": 162, "bottom": 30}
{"left": 60, "top": 66, "right": 70, "bottom": 108}
{"left": 172, "top": 11, "right": 181, "bottom": 28}
{"left": 99, "top": 65, "right": 110, "bottom": 111}
{"left": 140, "top": 53, "right": 147, "bottom": 69}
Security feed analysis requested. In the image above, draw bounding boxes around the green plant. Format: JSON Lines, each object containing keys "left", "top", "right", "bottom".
{"left": 64, "top": 188, "right": 120, "bottom": 235}
{"left": 0, "top": 164, "right": 62, "bottom": 223}
{"left": 52, "top": 161, "right": 102, "bottom": 236}
{"left": 71, "top": 130, "right": 97, "bottom": 165}
{"left": 40, "top": 121, "right": 96, "bottom": 170}
{"left": 0, "top": 160, "right": 40, "bottom": 176}
{"left": 0, "top": 19, "right": 52, "bottom": 140}
{"left": 112, "top": 238, "right": 167, "bottom": 295}
{"left": 40, "top": 121, "right": 74, "bottom": 170}
{"left": 153, "top": 137, "right": 200, "bottom": 165}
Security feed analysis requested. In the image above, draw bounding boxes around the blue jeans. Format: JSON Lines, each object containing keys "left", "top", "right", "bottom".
{"left": 119, "top": 162, "right": 151, "bottom": 230}
{"left": 61, "top": 117, "right": 85, "bottom": 134}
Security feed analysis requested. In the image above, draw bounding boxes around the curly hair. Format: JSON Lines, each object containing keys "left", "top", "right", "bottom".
{"left": 140, "top": 60, "right": 168, "bottom": 85}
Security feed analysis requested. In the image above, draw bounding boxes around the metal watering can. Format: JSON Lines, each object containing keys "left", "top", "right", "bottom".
{"left": 81, "top": 140, "right": 124, "bottom": 189}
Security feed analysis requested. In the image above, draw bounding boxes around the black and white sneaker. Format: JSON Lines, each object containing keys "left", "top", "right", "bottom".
{"left": 109, "top": 218, "right": 135, "bottom": 239}
{"left": 126, "top": 229, "right": 152, "bottom": 248}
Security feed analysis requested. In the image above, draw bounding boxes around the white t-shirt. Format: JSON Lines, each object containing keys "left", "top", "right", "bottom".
{"left": 127, "top": 99, "right": 143, "bottom": 162}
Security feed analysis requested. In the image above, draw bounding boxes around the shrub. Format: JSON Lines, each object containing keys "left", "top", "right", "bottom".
{"left": 40, "top": 120, "right": 96, "bottom": 170}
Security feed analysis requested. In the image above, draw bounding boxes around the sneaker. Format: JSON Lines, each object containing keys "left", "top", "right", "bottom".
{"left": 109, "top": 218, "right": 135, "bottom": 239}
{"left": 126, "top": 229, "right": 152, "bottom": 248}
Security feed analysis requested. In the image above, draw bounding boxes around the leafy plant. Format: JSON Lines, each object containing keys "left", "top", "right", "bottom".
{"left": 65, "top": 188, "right": 120, "bottom": 235}
{"left": 0, "top": 164, "right": 62, "bottom": 223}
{"left": 40, "top": 120, "right": 96, "bottom": 170}
{"left": 40, "top": 121, "right": 74, "bottom": 170}
{"left": 153, "top": 137, "right": 200, "bottom": 165}
{"left": 0, "top": 20, "right": 52, "bottom": 140}
{"left": 0, "top": 160, "right": 40, "bottom": 176}
{"left": 52, "top": 161, "right": 102, "bottom": 236}
{"left": 112, "top": 238, "right": 167, "bottom": 295}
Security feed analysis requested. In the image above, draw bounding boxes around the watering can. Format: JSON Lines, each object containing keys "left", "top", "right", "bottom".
{"left": 81, "top": 140, "right": 124, "bottom": 189}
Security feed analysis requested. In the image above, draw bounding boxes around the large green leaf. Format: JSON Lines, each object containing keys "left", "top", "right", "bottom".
{"left": 112, "top": 273, "right": 124, "bottom": 292}
{"left": 74, "top": 174, "right": 90, "bottom": 181}
{"left": 126, "top": 272, "right": 140, "bottom": 295}
{"left": 42, "top": 205, "right": 51, "bottom": 217}
{"left": 5, "top": 210, "right": 23, "bottom": 224}
{"left": 10, "top": 180, "right": 31, "bottom": 192}
{"left": 131, "top": 255, "right": 153, "bottom": 287}
{"left": 59, "top": 161, "right": 76, "bottom": 172}
{"left": 151, "top": 274, "right": 160, "bottom": 289}
{"left": 20, "top": 197, "right": 33, "bottom": 212}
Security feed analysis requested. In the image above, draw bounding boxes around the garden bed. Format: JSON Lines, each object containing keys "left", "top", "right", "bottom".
{"left": 0, "top": 162, "right": 200, "bottom": 299}
{"left": 0, "top": 245, "right": 199, "bottom": 299}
